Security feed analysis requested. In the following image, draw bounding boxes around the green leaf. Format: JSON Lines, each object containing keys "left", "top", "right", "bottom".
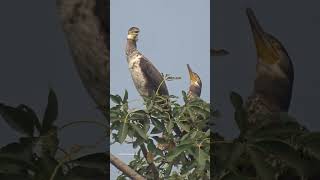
{"left": 0, "top": 139, "right": 35, "bottom": 170}
{"left": 297, "top": 132, "right": 320, "bottom": 160}
{"left": 246, "top": 115, "right": 304, "bottom": 140}
{"left": 164, "top": 164, "right": 173, "bottom": 178}
{"left": 110, "top": 94, "right": 122, "bottom": 105}
{"left": 118, "top": 122, "right": 129, "bottom": 143}
{"left": 130, "top": 124, "right": 148, "bottom": 140}
{"left": 182, "top": 91, "right": 188, "bottom": 103}
{"left": 34, "top": 155, "right": 63, "bottom": 180}
{"left": 248, "top": 146, "right": 276, "bottom": 180}
{"left": 0, "top": 174, "right": 33, "bottom": 180}
{"left": 166, "top": 119, "right": 174, "bottom": 133}
{"left": 64, "top": 166, "right": 107, "bottom": 180}
{"left": 123, "top": 90, "right": 128, "bottom": 103}
{"left": 193, "top": 147, "right": 209, "bottom": 170}
{"left": 167, "top": 144, "right": 190, "bottom": 162}
{"left": 253, "top": 139, "right": 308, "bottom": 177}
{"left": 220, "top": 171, "right": 250, "bottom": 180}
{"left": 133, "top": 137, "right": 145, "bottom": 149}
{"left": 150, "top": 127, "right": 162, "bottom": 134}
{"left": 42, "top": 89, "right": 58, "bottom": 134}
{"left": 178, "top": 122, "right": 191, "bottom": 132}
{"left": 147, "top": 139, "right": 156, "bottom": 152}
{"left": 0, "top": 104, "right": 35, "bottom": 136}
{"left": 150, "top": 117, "right": 165, "bottom": 131}
{"left": 230, "top": 91, "right": 243, "bottom": 109}
{"left": 234, "top": 108, "right": 248, "bottom": 133}
{"left": 70, "top": 153, "right": 107, "bottom": 171}
{"left": 226, "top": 142, "right": 245, "bottom": 170}
{"left": 19, "top": 105, "right": 41, "bottom": 133}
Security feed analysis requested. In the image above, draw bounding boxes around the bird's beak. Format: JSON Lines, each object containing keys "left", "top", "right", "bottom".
{"left": 187, "top": 64, "right": 196, "bottom": 82}
{"left": 246, "top": 8, "right": 279, "bottom": 64}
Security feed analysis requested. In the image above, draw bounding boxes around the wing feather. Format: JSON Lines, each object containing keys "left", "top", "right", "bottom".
{"left": 138, "top": 55, "right": 169, "bottom": 96}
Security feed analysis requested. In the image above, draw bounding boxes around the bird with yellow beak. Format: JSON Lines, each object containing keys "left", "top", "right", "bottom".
{"left": 245, "top": 8, "right": 294, "bottom": 123}
{"left": 187, "top": 64, "right": 202, "bottom": 99}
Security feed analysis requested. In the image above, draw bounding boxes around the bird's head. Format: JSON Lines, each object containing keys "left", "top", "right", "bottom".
{"left": 187, "top": 64, "right": 202, "bottom": 88}
{"left": 246, "top": 8, "right": 294, "bottom": 111}
{"left": 127, "top": 27, "right": 140, "bottom": 41}
{"left": 246, "top": 8, "right": 292, "bottom": 68}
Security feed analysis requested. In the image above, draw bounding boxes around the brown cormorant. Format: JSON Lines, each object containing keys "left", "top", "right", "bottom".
{"left": 126, "top": 27, "right": 182, "bottom": 136}
{"left": 245, "top": 8, "right": 294, "bottom": 123}
{"left": 126, "top": 27, "right": 169, "bottom": 97}
{"left": 187, "top": 64, "right": 202, "bottom": 99}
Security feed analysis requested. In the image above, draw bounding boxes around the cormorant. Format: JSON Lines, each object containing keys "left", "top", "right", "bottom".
{"left": 245, "top": 8, "right": 294, "bottom": 123}
{"left": 125, "top": 27, "right": 181, "bottom": 136}
{"left": 187, "top": 64, "right": 202, "bottom": 99}
{"left": 126, "top": 27, "right": 169, "bottom": 97}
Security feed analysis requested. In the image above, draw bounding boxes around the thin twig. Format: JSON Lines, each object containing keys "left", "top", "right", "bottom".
{"left": 139, "top": 144, "right": 159, "bottom": 180}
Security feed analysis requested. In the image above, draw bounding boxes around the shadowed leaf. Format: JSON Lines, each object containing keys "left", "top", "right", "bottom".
{"left": 42, "top": 89, "right": 58, "bottom": 134}
{"left": 0, "top": 104, "right": 35, "bottom": 136}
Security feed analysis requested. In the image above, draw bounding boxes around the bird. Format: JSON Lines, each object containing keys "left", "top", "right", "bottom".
{"left": 125, "top": 27, "right": 182, "bottom": 136}
{"left": 126, "top": 27, "right": 169, "bottom": 97}
{"left": 245, "top": 8, "right": 294, "bottom": 123}
{"left": 211, "top": 48, "right": 229, "bottom": 56}
{"left": 186, "top": 64, "right": 202, "bottom": 99}
{"left": 185, "top": 64, "right": 211, "bottom": 132}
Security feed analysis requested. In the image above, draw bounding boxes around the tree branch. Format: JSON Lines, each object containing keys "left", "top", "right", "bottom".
{"left": 110, "top": 153, "right": 146, "bottom": 180}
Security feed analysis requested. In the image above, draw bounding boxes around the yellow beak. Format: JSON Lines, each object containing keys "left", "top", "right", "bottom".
{"left": 187, "top": 64, "right": 196, "bottom": 82}
{"left": 246, "top": 8, "right": 279, "bottom": 64}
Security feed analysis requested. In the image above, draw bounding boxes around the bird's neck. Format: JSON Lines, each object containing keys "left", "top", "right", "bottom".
{"left": 187, "top": 85, "right": 201, "bottom": 99}
{"left": 126, "top": 39, "right": 137, "bottom": 56}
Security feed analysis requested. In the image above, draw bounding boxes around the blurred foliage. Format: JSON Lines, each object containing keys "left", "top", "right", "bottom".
{"left": 212, "top": 91, "right": 320, "bottom": 180}
{"left": 0, "top": 89, "right": 107, "bottom": 180}
{"left": 110, "top": 90, "right": 211, "bottom": 179}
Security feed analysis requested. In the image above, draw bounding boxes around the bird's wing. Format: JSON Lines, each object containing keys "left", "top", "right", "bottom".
{"left": 139, "top": 55, "right": 169, "bottom": 96}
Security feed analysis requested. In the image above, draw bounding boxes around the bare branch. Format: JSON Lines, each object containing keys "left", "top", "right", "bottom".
{"left": 110, "top": 153, "right": 146, "bottom": 180}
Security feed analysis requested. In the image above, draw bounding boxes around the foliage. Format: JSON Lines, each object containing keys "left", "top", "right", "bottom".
{"left": 212, "top": 91, "right": 320, "bottom": 180}
{"left": 0, "top": 89, "right": 107, "bottom": 179}
{"left": 110, "top": 90, "right": 211, "bottom": 179}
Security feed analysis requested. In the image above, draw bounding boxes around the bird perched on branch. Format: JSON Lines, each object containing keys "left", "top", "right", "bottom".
{"left": 126, "top": 27, "right": 169, "bottom": 97}
{"left": 125, "top": 27, "right": 181, "bottom": 136}
{"left": 186, "top": 64, "right": 211, "bottom": 132}
{"left": 186, "top": 64, "right": 202, "bottom": 99}
{"left": 245, "top": 8, "right": 294, "bottom": 123}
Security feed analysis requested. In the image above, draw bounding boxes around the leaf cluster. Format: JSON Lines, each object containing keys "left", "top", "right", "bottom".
{"left": 110, "top": 90, "right": 211, "bottom": 179}
{"left": 0, "top": 89, "right": 107, "bottom": 179}
{"left": 213, "top": 92, "right": 320, "bottom": 180}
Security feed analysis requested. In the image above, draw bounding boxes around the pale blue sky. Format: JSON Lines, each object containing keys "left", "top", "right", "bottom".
{"left": 110, "top": 0, "right": 210, "bottom": 178}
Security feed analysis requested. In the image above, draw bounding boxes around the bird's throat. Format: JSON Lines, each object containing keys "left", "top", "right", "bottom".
{"left": 126, "top": 39, "right": 137, "bottom": 55}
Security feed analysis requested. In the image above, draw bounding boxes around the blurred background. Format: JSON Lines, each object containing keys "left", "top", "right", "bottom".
{"left": 0, "top": 0, "right": 105, "bottom": 163}
{"left": 212, "top": 0, "right": 320, "bottom": 138}
{"left": 110, "top": 0, "right": 210, "bottom": 178}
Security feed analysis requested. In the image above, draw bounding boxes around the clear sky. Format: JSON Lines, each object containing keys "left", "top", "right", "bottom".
{"left": 110, "top": 0, "right": 210, "bottom": 178}
{"left": 213, "top": 0, "right": 320, "bottom": 138}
